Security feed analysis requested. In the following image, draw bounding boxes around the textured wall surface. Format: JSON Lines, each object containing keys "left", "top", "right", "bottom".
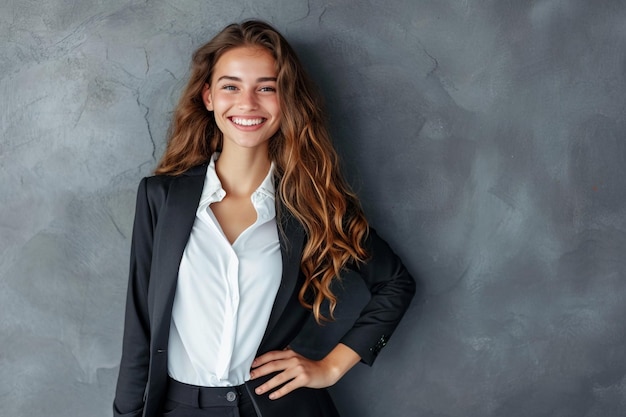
{"left": 2, "top": 1, "right": 626, "bottom": 416}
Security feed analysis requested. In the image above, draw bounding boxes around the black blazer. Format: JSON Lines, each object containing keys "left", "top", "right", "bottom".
{"left": 113, "top": 163, "right": 416, "bottom": 417}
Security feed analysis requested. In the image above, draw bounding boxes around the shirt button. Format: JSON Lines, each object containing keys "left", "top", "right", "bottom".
{"left": 226, "top": 391, "right": 237, "bottom": 402}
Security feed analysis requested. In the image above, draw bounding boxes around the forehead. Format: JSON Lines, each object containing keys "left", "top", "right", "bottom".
{"left": 212, "top": 46, "right": 277, "bottom": 80}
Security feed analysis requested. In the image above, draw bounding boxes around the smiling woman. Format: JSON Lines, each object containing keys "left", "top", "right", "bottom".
{"left": 113, "top": 20, "right": 415, "bottom": 417}
{"left": 203, "top": 46, "right": 281, "bottom": 154}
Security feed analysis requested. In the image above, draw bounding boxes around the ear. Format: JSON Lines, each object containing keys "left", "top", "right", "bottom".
{"left": 202, "top": 83, "right": 213, "bottom": 111}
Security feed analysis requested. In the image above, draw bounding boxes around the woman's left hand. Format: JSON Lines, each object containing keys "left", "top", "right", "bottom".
{"left": 249, "top": 343, "right": 361, "bottom": 400}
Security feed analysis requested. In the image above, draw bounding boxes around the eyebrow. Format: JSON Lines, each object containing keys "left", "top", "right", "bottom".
{"left": 216, "top": 75, "right": 277, "bottom": 83}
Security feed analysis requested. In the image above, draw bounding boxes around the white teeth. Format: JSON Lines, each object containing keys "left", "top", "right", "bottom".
{"left": 231, "top": 117, "right": 264, "bottom": 126}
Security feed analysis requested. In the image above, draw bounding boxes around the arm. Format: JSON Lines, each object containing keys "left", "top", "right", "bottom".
{"left": 113, "top": 178, "right": 156, "bottom": 417}
{"left": 250, "top": 343, "right": 361, "bottom": 399}
{"left": 338, "top": 227, "right": 416, "bottom": 365}
{"left": 250, "top": 228, "right": 416, "bottom": 399}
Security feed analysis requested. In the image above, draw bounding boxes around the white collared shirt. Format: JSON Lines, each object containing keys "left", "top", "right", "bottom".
{"left": 167, "top": 154, "right": 282, "bottom": 386}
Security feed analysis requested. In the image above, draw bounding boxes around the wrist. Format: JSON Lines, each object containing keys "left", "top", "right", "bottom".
{"left": 320, "top": 343, "right": 361, "bottom": 384}
{"left": 320, "top": 356, "right": 344, "bottom": 384}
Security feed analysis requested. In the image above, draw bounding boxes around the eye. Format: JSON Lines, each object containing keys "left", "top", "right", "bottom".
{"left": 221, "top": 85, "right": 238, "bottom": 91}
{"left": 259, "top": 86, "right": 276, "bottom": 92}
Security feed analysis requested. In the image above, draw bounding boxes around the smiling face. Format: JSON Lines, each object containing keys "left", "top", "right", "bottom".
{"left": 203, "top": 46, "right": 281, "bottom": 155}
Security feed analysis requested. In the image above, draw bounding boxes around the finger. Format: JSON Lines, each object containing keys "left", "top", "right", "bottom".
{"left": 250, "top": 356, "right": 300, "bottom": 379}
{"left": 252, "top": 350, "right": 289, "bottom": 367}
{"left": 254, "top": 367, "right": 299, "bottom": 395}
{"left": 252, "top": 349, "right": 299, "bottom": 368}
{"left": 249, "top": 361, "right": 282, "bottom": 379}
{"left": 267, "top": 377, "right": 308, "bottom": 400}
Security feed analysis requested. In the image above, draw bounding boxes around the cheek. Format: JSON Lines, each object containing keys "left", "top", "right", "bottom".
{"left": 210, "top": 94, "right": 228, "bottom": 110}
{"left": 270, "top": 98, "right": 281, "bottom": 117}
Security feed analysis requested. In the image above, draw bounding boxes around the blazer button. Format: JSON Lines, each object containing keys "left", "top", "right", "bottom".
{"left": 370, "top": 335, "right": 388, "bottom": 356}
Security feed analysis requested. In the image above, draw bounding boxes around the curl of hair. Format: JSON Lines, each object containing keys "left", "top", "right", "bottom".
{"left": 156, "top": 20, "right": 369, "bottom": 323}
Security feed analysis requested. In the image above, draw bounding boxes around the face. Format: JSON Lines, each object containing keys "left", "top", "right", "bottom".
{"left": 203, "top": 46, "right": 281, "bottom": 154}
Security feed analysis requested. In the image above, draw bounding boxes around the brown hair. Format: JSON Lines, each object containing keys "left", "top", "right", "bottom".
{"left": 156, "top": 20, "right": 369, "bottom": 322}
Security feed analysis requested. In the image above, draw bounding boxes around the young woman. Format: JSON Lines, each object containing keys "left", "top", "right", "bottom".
{"left": 113, "top": 20, "right": 415, "bottom": 417}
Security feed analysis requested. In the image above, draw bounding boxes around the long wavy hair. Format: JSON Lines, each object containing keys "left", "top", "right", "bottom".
{"left": 156, "top": 20, "right": 369, "bottom": 323}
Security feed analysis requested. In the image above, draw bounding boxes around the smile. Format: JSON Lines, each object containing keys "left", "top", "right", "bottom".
{"left": 230, "top": 117, "right": 266, "bottom": 126}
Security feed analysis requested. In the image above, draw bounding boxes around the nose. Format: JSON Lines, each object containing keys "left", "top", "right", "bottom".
{"left": 237, "top": 89, "right": 258, "bottom": 110}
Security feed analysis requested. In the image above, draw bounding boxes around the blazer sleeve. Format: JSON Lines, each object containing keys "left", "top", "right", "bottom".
{"left": 338, "top": 228, "right": 416, "bottom": 365}
{"left": 113, "top": 177, "right": 158, "bottom": 417}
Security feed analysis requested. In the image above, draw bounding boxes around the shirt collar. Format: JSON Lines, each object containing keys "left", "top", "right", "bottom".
{"left": 199, "top": 153, "right": 275, "bottom": 207}
{"left": 198, "top": 154, "right": 226, "bottom": 207}
{"left": 256, "top": 162, "right": 276, "bottom": 200}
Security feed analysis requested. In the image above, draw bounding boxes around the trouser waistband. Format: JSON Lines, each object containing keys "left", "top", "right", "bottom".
{"left": 166, "top": 377, "right": 248, "bottom": 408}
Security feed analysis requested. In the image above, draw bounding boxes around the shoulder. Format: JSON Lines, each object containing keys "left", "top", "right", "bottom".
{"left": 142, "top": 163, "right": 208, "bottom": 189}
{"left": 353, "top": 227, "right": 413, "bottom": 283}
{"left": 138, "top": 163, "right": 209, "bottom": 207}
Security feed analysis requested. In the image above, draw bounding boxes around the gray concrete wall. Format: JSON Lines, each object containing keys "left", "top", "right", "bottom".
{"left": 1, "top": 1, "right": 625, "bottom": 416}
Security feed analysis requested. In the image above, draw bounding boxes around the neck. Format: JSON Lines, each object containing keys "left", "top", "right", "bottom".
{"left": 215, "top": 148, "right": 271, "bottom": 198}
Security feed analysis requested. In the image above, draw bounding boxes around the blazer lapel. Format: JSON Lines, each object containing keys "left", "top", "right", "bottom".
{"left": 259, "top": 208, "right": 306, "bottom": 348}
{"left": 151, "top": 165, "right": 207, "bottom": 341}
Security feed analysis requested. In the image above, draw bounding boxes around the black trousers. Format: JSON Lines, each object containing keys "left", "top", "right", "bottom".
{"left": 163, "top": 378, "right": 258, "bottom": 417}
